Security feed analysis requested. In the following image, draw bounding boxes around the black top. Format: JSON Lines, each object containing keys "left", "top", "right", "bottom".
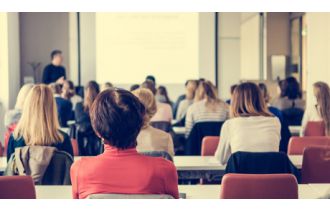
{"left": 42, "top": 64, "right": 66, "bottom": 84}
{"left": 74, "top": 102, "right": 93, "bottom": 134}
{"left": 7, "top": 130, "right": 73, "bottom": 161}
{"left": 55, "top": 97, "right": 73, "bottom": 127}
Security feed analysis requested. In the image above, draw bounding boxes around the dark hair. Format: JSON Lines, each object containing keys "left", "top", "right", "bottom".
{"left": 157, "top": 86, "right": 171, "bottom": 104}
{"left": 90, "top": 89, "right": 145, "bottom": 149}
{"left": 230, "top": 84, "right": 238, "bottom": 95}
{"left": 141, "top": 80, "right": 157, "bottom": 95}
{"left": 258, "top": 83, "right": 270, "bottom": 103}
{"left": 51, "top": 50, "right": 62, "bottom": 60}
{"left": 146, "top": 75, "right": 156, "bottom": 84}
{"left": 48, "top": 83, "right": 62, "bottom": 95}
{"left": 278, "top": 80, "right": 287, "bottom": 98}
{"left": 130, "top": 84, "right": 140, "bottom": 91}
{"left": 285, "top": 77, "right": 302, "bottom": 99}
{"left": 84, "top": 81, "right": 100, "bottom": 112}
{"left": 62, "top": 80, "right": 75, "bottom": 99}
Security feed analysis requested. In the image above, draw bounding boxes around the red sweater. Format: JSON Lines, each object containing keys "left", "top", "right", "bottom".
{"left": 70, "top": 145, "right": 179, "bottom": 199}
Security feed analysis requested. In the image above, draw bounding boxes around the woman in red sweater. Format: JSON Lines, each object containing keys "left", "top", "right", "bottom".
{"left": 70, "top": 88, "right": 179, "bottom": 199}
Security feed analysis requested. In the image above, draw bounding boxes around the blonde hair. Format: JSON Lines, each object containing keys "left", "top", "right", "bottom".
{"left": 231, "top": 82, "right": 273, "bottom": 118}
{"left": 13, "top": 84, "right": 64, "bottom": 145}
{"left": 132, "top": 88, "right": 157, "bottom": 127}
{"left": 14, "top": 84, "right": 34, "bottom": 110}
{"left": 313, "top": 82, "right": 330, "bottom": 136}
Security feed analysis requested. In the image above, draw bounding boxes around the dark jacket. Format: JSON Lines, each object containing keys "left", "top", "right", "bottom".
{"left": 7, "top": 130, "right": 74, "bottom": 161}
{"left": 185, "top": 121, "right": 224, "bottom": 155}
{"left": 225, "top": 151, "right": 301, "bottom": 183}
{"left": 55, "top": 96, "right": 73, "bottom": 127}
{"left": 42, "top": 64, "right": 66, "bottom": 84}
{"left": 75, "top": 102, "right": 93, "bottom": 134}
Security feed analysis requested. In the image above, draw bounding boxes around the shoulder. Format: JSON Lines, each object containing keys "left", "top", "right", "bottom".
{"left": 44, "top": 64, "right": 52, "bottom": 70}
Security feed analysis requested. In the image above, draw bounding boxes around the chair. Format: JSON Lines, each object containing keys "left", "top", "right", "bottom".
{"left": 304, "top": 121, "right": 325, "bottom": 136}
{"left": 301, "top": 146, "right": 330, "bottom": 184}
{"left": 71, "top": 138, "right": 80, "bottom": 156}
{"left": 201, "top": 136, "right": 220, "bottom": 156}
{"left": 140, "top": 151, "right": 173, "bottom": 162}
{"left": 185, "top": 121, "right": 224, "bottom": 155}
{"left": 0, "top": 176, "right": 36, "bottom": 199}
{"left": 87, "top": 194, "right": 174, "bottom": 199}
{"left": 150, "top": 121, "right": 172, "bottom": 133}
{"left": 287, "top": 136, "right": 330, "bottom": 155}
{"left": 220, "top": 173, "right": 298, "bottom": 199}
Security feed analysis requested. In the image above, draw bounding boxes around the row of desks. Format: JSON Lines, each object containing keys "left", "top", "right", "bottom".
{"left": 34, "top": 184, "right": 330, "bottom": 199}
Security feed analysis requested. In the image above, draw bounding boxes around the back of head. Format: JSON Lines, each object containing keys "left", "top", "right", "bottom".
{"left": 258, "top": 83, "right": 270, "bottom": 103}
{"left": 84, "top": 81, "right": 100, "bottom": 112}
{"left": 90, "top": 88, "right": 145, "bottom": 149}
{"left": 231, "top": 82, "right": 272, "bottom": 118}
{"left": 101, "top": 82, "right": 114, "bottom": 91}
{"left": 14, "top": 84, "right": 63, "bottom": 145}
{"left": 185, "top": 80, "right": 198, "bottom": 100}
{"left": 132, "top": 88, "right": 157, "bottom": 127}
{"left": 146, "top": 75, "right": 156, "bottom": 84}
{"left": 15, "top": 83, "right": 34, "bottom": 110}
{"left": 141, "top": 80, "right": 157, "bottom": 95}
{"left": 285, "top": 77, "right": 302, "bottom": 100}
{"left": 62, "top": 80, "right": 75, "bottom": 99}
{"left": 48, "top": 83, "right": 62, "bottom": 95}
{"left": 313, "top": 81, "right": 330, "bottom": 136}
{"left": 195, "top": 80, "right": 219, "bottom": 103}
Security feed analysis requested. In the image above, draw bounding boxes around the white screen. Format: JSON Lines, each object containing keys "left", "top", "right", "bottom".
{"left": 95, "top": 13, "right": 199, "bottom": 84}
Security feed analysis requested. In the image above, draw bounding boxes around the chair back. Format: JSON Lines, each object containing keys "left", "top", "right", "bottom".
{"left": 288, "top": 136, "right": 330, "bottom": 155}
{"left": 140, "top": 151, "right": 173, "bottom": 162}
{"left": 201, "top": 136, "right": 220, "bottom": 156}
{"left": 220, "top": 173, "right": 298, "bottom": 199}
{"left": 87, "top": 194, "right": 174, "bottom": 199}
{"left": 0, "top": 176, "right": 36, "bottom": 199}
{"left": 301, "top": 146, "right": 330, "bottom": 183}
{"left": 150, "top": 121, "right": 172, "bottom": 133}
{"left": 186, "top": 121, "right": 224, "bottom": 155}
{"left": 282, "top": 107, "right": 304, "bottom": 126}
{"left": 71, "top": 138, "right": 79, "bottom": 156}
{"left": 304, "top": 121, "right": 326, "bottom": 136}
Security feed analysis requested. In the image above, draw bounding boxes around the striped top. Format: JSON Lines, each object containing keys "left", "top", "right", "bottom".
{"left": 185, "top": 99, "right": 229, "bottom": 138}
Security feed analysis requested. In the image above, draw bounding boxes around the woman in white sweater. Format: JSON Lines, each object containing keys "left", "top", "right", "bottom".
{"left": 214, "top": 82, "right": 281, "bottom": 165}
{"left": 301, "top": 82, "right": 330, "bottom": 136}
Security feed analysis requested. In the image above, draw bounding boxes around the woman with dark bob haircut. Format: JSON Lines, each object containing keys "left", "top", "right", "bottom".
{"left": 70, "top": 88, "right": 179, "bottom": 199}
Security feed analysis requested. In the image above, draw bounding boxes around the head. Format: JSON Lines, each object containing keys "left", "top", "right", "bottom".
{"left": 141, "top": 80, "right": 157, "bottom": 95}
{"left": 185, "top": 80, "right": 198, "bottom": 100}
{"left": 101, "top": 82, "right": 114, "bottom": 92}
{"left": 313, "top": 82, "right": 330, "bottom": 136}
{"left": 90, "top": 89, "right": 145, "bottom": 150}
{"left": 62, "top": 80, "right": 75, "bottom": 99}
{"left": 132, "top": 88, "right": 157, "bottom": 127}
{"left": 230, "top": 84, "right": 238, "bottom": 96}
{"left": 13, "top": 84, "right": 63, "bottom": 145}
{"left": 231, "top": 82, "right": 272, "bottom": 118}
{"left": 14, "top": 84, "right": 34, "bottom": 110}
{"left": 258, "top": 83, "right": 270, "bottom": 103}
{"left": 156, "top": 86, "right": 171, "bottom": 104}
{"left": 48, "top": 83, "right": 62, "bottom": 95}
{"left": 194, "top": 80, "right": 219, "bottom": 103}
{"left": 284, "top": 77, "right": 302, "bottom": 99}
{"left": 84, "top": 81, "right": 100, "bottom": 112}
{"left": 145, "top": 75, "right": 156, "bottom": 84}
{"left": 51, "top": 50, "right": 63, "bottom": 66}
{"left": 278, "top": 79, "right": 287, "bottom": 98}
{"left": 130, "top": 84, "right": 140, "bottom": 92}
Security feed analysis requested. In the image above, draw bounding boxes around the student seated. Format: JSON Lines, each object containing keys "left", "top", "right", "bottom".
{"left": 225, "top": 84, "right": 238, "bottom": 105}
{"left": 70, "top": 88, "right": 179, "bottom": 199}
{"left": 156, "top": 86, "right": 173, "bottom": 107}
{"left": 61, "top": 80, "right": 82, "bottom": 110}
{"left": 214, "top": 82, "right": 281, "bottom": 165}
{"left": 176, "top": 80, "right": 198, "bottom": 121}
{"left": 301, "top": 82, "right": 330, "bottom": 136}
{"left": 7, "top": 84, "right": 73, "bottom": 161}
{"left": 132, "top": 88, "right": 175, "bottom": 157}
{"left": 185, "top": 80, "right": 229, "bottom": 138}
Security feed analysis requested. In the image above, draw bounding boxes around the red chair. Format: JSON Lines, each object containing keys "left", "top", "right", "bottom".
{"left": 301, "top": 146, "right": 330, "bottom": 183}
{"left": 220, "top": 173, "right": 298, "bottom": 199}
{"left": 201, "top": 136, "right": 220, "bottom": 156}
{"left": 71, "top": 138, "right": 79, "bottom": 156}
{"left": 0, "top": 176, "right": 36, "bottom": 199}
{"left": 287, "top": 136, "right": 330, "bottom": 155}
{"left": 304, "top": 121, "right": 325, "bottom": 136}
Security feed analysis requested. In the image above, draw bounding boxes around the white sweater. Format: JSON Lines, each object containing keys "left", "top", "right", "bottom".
{"left": 214, "top": 116, "right": 281, "bottom": 165}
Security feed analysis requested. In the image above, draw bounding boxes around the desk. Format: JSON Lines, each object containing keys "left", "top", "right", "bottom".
{"left": 173, "top": 126, "right": 185, "bottom": 135}
{"left": 34, "top": 184, "right": 321, "bottom": 199}
{"left": 308, "top": 184, "right": 330, "bottom": 198}
{"left": 289, "top": 126, "right": 302, "bottom": 136}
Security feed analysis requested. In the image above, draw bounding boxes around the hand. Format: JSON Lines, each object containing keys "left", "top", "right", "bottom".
{"left": 56, "top": 76, "right": 65, "bottom": 84}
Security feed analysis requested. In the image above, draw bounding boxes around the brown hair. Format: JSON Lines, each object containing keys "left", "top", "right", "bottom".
{"left": 132, "top": 88, "right": 157, "bottom": 127}
{"left": 84, "top": 81, "right": 100, "bottom": 112}
{"left": 194, "top": 81, "right": 220, "bottom": 103}
{"left": 258, "top": 83, "right": 270, "bottom": 103}
{"left": 313, "top": 82, "right": 330, "bottom": 136}
{"left": 231, "top": 82, "right": 273, "bottom": 118}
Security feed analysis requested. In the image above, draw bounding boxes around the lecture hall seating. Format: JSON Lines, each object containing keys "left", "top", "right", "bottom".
{"left": 304, "top": 121, "right": 325, "bottom": 136}
{"left": 201, "top": 136, "right": 219, "bottom": 156}
{"left": 287, "top": 136, "right": 330, "bottom": 155}
{"left": 0, "top": 176, "right": 36, "bottom": 199}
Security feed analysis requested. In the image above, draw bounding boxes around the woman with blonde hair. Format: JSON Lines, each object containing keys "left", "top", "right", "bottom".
{"left": 185, "top": 80, "right": 229, "bottom": 138}
{"left": 301, "top": 82, "right": 330, "bottom": 136}
{"left": 214, "top": 82, "right": 281, "bottom": 165}
{"left": 132, "top": 88, "right": 174, "bottom": 157}
{"left": 6, "top": 84, "right": 73, "bottom": 160}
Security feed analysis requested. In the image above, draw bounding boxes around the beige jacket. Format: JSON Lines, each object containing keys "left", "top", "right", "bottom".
{"left": 136, "top": 125, "right": 175, "bottom": 157}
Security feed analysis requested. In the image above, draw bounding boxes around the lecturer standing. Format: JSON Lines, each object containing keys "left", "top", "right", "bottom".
{"left": 42, "top": 50, "right": 66, "bottom": 84}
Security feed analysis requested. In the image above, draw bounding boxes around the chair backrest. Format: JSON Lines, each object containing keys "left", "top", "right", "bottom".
{"left": 220, "top": 173, "right": 298, "bottom": 199}
{"left": 140, "top": 151, "right": 173, "bottom": 162}
{"left": 201, "top": 136, "right": 220, "bottom": 156}
{"left": 304, "top": 121, "right": 325, "bottom": 136}
{"left": 0, "top": 176, "right": 36, "bottom": 199}
{"left": 288, "top": 136, "right": 330, "bottom": 155}
{"left": 150, "top": 121, "right": 172, "bottom": 133}
{"left": 87, "top": 194, "right": 174, "bottom": 199}
{"left": 186, "top": 121, "right": 224, "bottom": 155}
{"left": 282, "top": 107, "right": 304, "bottom": 126}
{"left": 301, "top": 146, "right": 330, "bottom": 184}
{"left": 71, "top": 138, "right": 79, "bottom": 156}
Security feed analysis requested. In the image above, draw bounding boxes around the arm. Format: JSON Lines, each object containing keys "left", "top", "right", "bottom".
{"left": 167, "top": 134, "right": 175, "bottom": 157}
{"left": 214, "top": 122, "right": 231, "bottom": 165}
{"left": 42, "top": 66, "right": 50, "bottom": 84}
{"left": 70, "top": 160, "right": 81, "bottom": 199}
